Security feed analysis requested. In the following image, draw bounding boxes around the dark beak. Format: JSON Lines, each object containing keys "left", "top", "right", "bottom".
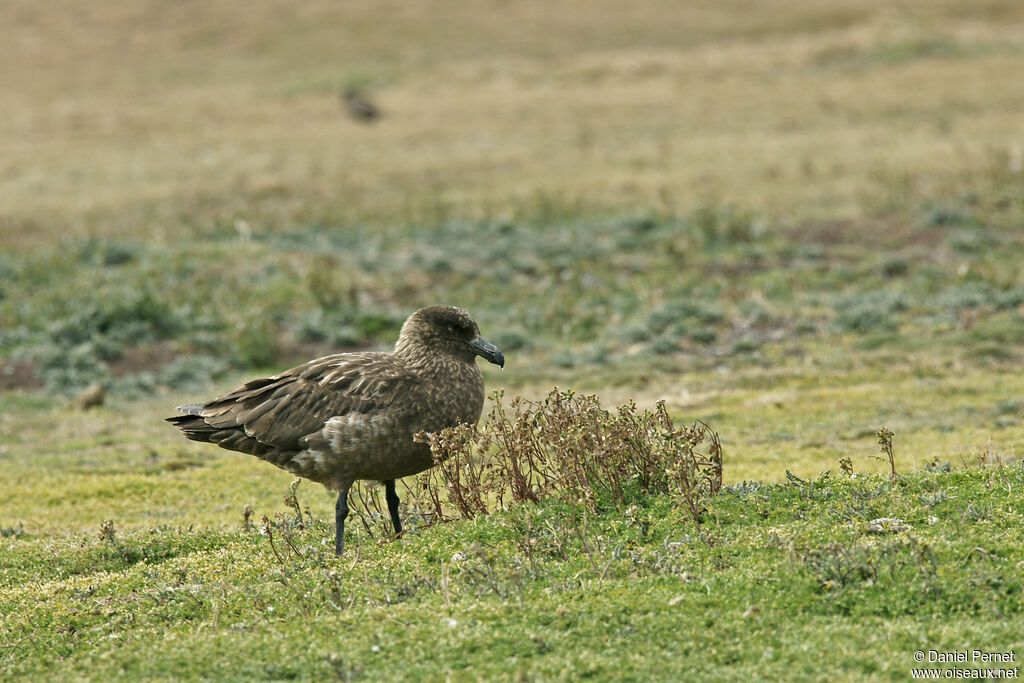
{"left": 468, "top": 336, "right": 505, "bottom": 368}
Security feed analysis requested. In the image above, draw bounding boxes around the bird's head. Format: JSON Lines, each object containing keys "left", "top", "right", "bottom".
{"left": 396, "top": 305, "right": 505, "bottom": 368}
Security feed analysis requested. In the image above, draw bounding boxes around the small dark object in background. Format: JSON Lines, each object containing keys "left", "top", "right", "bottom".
{"left": 341, "top": 87, "right": 380, "bottom": 122}
{"left": 74, "top": 383, "right": 105, "bottom": 410}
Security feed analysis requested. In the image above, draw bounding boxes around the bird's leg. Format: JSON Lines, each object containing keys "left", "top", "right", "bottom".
{"left": 335, "top": 484, "right": 350, "bottom": 556}
{"left": 384, "top": 479, "right": 402, "bottom": 536}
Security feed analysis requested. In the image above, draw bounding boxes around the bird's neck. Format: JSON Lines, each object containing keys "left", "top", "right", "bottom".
{"left": 397, "top": 344, "right": 477, "bottom": 379}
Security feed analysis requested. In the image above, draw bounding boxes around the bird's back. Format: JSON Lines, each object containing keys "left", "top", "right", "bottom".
{"left": 167, "top": 348, "right": 484, "bottom": 489}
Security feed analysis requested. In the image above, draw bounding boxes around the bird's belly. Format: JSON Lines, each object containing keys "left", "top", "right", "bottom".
{"left": 346, "top": 440, "right": 435, "bottom": 480}
{"left": 290, "top": 413, "right": 439, "bottom": 489}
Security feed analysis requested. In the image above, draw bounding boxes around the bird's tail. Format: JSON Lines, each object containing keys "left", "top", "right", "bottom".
{"left": 175, "top": 403, "right": 205, "bottom": 416}
{"left": 165, "top": 404, "right": 217, "bottom": 444}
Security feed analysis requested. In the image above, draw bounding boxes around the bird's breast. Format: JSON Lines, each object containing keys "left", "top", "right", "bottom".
{"left": 416, "top": 359, "right": 485, "bottom": 432}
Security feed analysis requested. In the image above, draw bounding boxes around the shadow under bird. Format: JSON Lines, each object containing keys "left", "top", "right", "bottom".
{"left": 166, "top": 305, "right": 504, "bottom": 555}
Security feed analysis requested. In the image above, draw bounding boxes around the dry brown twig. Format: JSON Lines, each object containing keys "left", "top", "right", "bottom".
{"left": 409, "top": 388, "right": 723, "bottom": 526}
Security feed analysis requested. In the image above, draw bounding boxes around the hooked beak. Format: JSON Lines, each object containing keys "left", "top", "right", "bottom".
{"left": 468, "top": 335, "right": 505, "bottom": 368}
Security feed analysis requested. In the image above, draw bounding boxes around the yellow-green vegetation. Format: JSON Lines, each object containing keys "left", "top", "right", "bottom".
{"left": 2, "top": 0, "right": 1024, "bottom": 679}
{"left": 2, "top": 458, "right": 1022, "bottom": 680}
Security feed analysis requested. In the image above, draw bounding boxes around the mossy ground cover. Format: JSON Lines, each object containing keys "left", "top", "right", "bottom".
{"left": 2, "top": 466, "right": 1022, "bottom": 680}
{"left": 3, "top": 0, "right": 1024, "bottom": 679}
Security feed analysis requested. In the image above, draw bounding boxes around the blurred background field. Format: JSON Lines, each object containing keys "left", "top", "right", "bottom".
{"left": 2, "top": 0, "right": 1023, "bottom": 524}
{"left": 3, "top": 3, "right": 1024, "bottom": 680}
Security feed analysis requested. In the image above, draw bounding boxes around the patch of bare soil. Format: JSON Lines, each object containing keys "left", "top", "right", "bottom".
{"left": 0, "top": 359, "right": 42, "bottom": 391}
{"left": 107, "top": 342, "right": 181, "bottom": 377}
{"left": 787, "top": 216, "right": 946, "bottom": 250}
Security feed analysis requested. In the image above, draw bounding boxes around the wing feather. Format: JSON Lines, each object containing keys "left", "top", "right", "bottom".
{"left": 171, "top": 352, "right": 421, "bottom": 456}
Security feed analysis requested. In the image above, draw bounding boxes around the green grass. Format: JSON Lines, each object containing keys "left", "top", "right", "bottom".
{"left": 4, "top": 187, "right": 1024, "bottom": 395}
{"left": 3, "top": 0, "right": 1024, "bottom": 678}
{"left": 2, "top": 466, "right": 1022, "bottom": 680}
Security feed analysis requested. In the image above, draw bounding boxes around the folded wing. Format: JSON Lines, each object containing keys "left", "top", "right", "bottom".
{"left": 167, "top": 353, "right": 419, "bottom": 461}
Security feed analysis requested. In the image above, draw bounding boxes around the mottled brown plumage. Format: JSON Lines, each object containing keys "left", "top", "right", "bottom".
{"left": 167, "top": 306, "right": 504, "bottom": 554}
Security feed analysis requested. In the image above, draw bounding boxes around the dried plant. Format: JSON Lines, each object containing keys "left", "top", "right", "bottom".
{"left": 345, "top": 479, "right": 440, "bottom": 541}
{"left": 411, "top": 389, "right": 723, "bottom": 526}
{"left": 242, "top": 504, "right": 254, "bottom": 531}
{"left": 98, "top": 520, "right": 133, "bottom": 562}
{"left": 839, "top": 456, "right": 854, "bottom": 477}
{"left": 282, "top": 479, "right": 306, "bottom": 529}
{"left": 875, "top": 427, "right": 896, "bottom": 480}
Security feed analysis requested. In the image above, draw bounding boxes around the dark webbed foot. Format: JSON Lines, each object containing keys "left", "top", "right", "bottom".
{"left": 384, "top": 479, "right": 402, "bottom": 536}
